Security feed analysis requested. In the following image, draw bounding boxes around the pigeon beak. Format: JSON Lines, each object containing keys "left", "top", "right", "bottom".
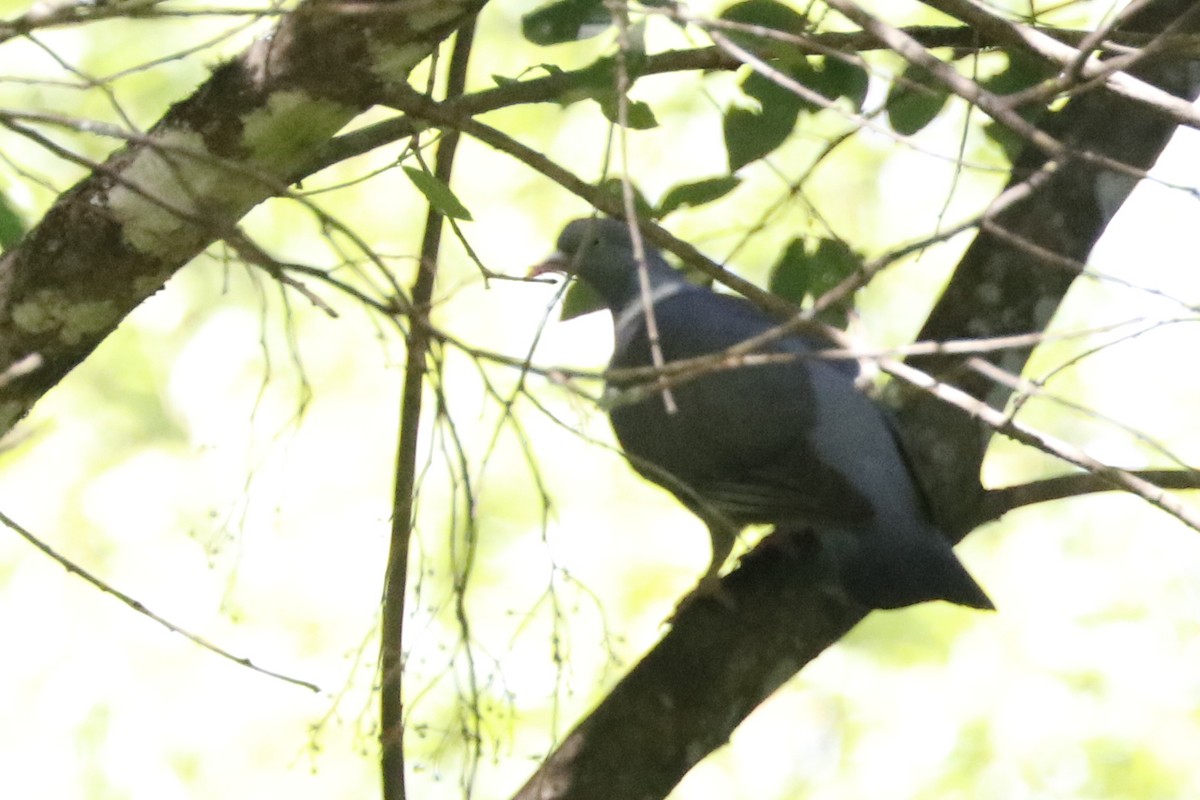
{"left": 528, "top": 251, "right": 570, "bottom": 278}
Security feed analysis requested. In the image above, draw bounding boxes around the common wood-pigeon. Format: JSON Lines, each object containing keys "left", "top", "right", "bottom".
{"left": 535, "top": 217, "right": 993, "bottom": 611}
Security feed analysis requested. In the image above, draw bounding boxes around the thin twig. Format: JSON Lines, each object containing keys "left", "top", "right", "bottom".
{"left": 611, "top": 4, "right": 677, "bottom": 414}
{"left": 0, "top": 507, "right": 319, "bottom": 692}
{"left": 921, "top": 0, "right": 1200, "bottom": 127}
{"left": 224, "top": 230, "right": 340, "bottom": 318}
{"left": 822, "top": 0, "right": 1172, "bottom": 182}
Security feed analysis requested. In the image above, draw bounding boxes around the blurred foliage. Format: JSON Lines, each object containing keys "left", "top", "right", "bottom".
{"left": 886, "top": 63, "right": 951, "bottom": 136}
{"left": 0, "top": 191, "right": 25, "bottom": 249}
{"left": 522, "top": 0, "right": 612, "bottom": 46}
{"left": 767, "top": 236, "right": 862, "bottom": 329}
{"left": 0, "top": 1, "right": 1198, "bottom": 799}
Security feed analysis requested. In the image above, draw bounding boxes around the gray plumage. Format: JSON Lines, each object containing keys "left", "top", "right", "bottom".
{"left": 537, "top": 217, "right": 993, "bottom": 611}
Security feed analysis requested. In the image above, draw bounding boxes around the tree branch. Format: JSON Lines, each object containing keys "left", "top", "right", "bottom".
{"left": 978, "top": 469, "right": 1200, "bottom": 523}
{"left": 920, "top": 0, "right": 1200, "bottom": 129}
{"left": 306, "top": 23, "right": 1200, "bottom": 181}
{"left": 512, "top": 531, "right": 867, "bottom": 800}
{"left": 897, "top": 0, "right": 1200, "bottom": 530}
{"left": 0, "top": 507, "right": 319, "bottom": 692}
{"left": 0, "top": 0, "right": 487, "bottom": 437}
{"left": 380, "top": 15, "right": 478, "bottom": 800}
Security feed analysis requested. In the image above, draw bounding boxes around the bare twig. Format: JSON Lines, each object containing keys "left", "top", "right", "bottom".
{"left": 921, "top": 0, "right": 1200, "bottom": 127}
{"left": 0, "top": 507, "right": 319, "bottom": 692}
{"left": 224, "top": 230, "right": 340, "bottom": 318}
{"left": 823, "top": 0, "right": 1171, "bottom": 182}
{"left": 610, "top": 4, "right": 677, "bottom": 414}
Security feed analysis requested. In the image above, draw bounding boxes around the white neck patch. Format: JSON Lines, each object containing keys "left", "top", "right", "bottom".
{"left": 612, "top": 282, "right": 687, "bottom": 348}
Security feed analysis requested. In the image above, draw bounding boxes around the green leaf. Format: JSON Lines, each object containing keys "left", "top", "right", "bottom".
{"left": 493, "top": 63, "right": 566, "bottom": 87}
{"left": 725, "top": 59, "right": 852, "bottom": 171}
{"left": 977, "top": 52, "right": 1052, "bottom": 163}
{"left": 0, "top": 192, "right": 26, "bottom": 250}
{"left": 741, "top": 68, "right": 815, "bottom": 114}
{"left": 981, "top": 50, "right": 1052, "bottom": 97}
{"left": 656, "top": 176, "right": 741, "bottom": 217}
{"left": 981, "top": 120, "right": 1025, "bottom": 164}
{"left": 732, "top": 57, "right": 866, "bottom": 127}
{"left": 724, "top": 70, "right": 810, "bottom": 171}
{"left": 767, "top": 238, "right": 810, "bottom": 304}
{"left": 814, "top": 57, "right": 870, "bottom": 110}
{"left": 546, "top": 55, "right": 653, "bottom": 114}
{"left": 758, "top": 57, "right": 865, "bottom": 112}
{"left": 492, "top": 65, "right": 570, "bottom": 97}
{"left": 595, "top": 95, "right": 659, "bottom": 129}
{"left": 541, "top": 59, "right": 614, "bottom": 108}
{"left": 807, "top": 237, "right": 861, "bottom": 329}
{"left": 725, "top": 106, "right": 791, "bottom": 172}
{"left": 767, "top": 237, "right": 862, "bottom": 329}
{"left": 403, "top": 167, "right": 473, "bottom": 221}
{"left": 886, "top": 65, "right": 951, "bottom": 135}
{"left": 807, "top": 237, "right": 861, "bottom": 296}
{"left": 560, "top": 279, "right": 606, "bottom": 320}
{"left": 522, "top": 0, "right": 610, "bottom": 46}
{"left": 595, "top": 178, "right": 655, "bottom": 218}
{"left": 718, "top": 0, "right": 809, "bottom": 56}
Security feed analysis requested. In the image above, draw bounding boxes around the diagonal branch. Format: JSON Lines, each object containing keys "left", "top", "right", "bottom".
{"left": 978, "top": 469, "right": 1200, "bottom": 523}
{"left": 0, "top": 507, "right": 319, "bottom": 691}
{"left": 0, "top": 0, "right": 488, "bottom": 437}
{"left": 920, "top": 0, "right": 1200, "bottom": 128}
{"left": 897, "top": 0, "right": 1200, "bottom": 530}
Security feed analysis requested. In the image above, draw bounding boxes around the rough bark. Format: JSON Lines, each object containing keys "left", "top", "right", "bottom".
{"left": 0, "top": 0, "right": 485, "bottom": 434}
{"left": 515, "top": 533, "right": 865, "bottom": 800}
{"left": 897, "top": 0, "right": 1200, "bottom": 531}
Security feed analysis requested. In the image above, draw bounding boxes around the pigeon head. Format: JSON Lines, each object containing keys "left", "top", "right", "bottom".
{"left": 532, "top": 218, "right": 677, "bottom": 311}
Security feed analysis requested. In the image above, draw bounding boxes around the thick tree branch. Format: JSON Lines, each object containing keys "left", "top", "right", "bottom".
{"left": 0, "top": 0, "right": 486, "bottom": 437}
{"left": 897, "top": 0, "right": 1200, "bottom": 531}
{"left": 513, "top": 532, "right": 868, "bottom": 800}
{"left": 307, "top": 24, "right": 1200, "bottom": 181}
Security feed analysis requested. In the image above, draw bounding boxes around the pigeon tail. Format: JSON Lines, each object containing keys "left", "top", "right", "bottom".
{"left": 838, "top": 531, "right": 994, "bottom": 611}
